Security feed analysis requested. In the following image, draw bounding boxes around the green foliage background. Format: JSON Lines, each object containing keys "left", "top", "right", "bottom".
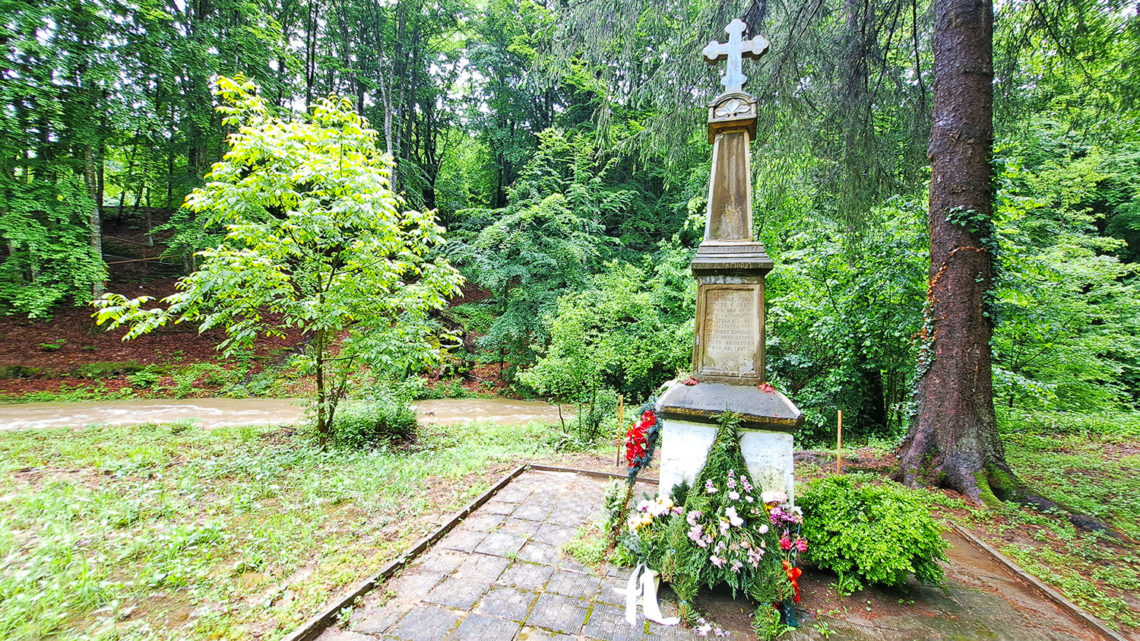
{"left": 1, "top": 0, "right": 1138, "bottom": 444}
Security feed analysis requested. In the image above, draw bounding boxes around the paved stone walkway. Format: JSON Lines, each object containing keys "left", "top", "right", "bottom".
{"left": 318, "top": 470, "right": 1100, "bottom": 641}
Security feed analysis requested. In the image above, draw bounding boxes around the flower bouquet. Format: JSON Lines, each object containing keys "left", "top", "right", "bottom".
{"left": 618, "top": 413, "right": 805, "bottom": 630}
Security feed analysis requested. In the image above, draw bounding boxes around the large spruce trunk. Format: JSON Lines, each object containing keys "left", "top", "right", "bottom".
{"left": 896, "top": 0, "right": 1011, "bottom": 504}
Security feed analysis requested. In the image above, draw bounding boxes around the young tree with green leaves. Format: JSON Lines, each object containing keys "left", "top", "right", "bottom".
{"left": 94, "top": 77, "right": 463, "bottom": 439}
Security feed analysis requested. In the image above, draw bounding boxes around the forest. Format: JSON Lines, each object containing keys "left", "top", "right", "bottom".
{"left": 3, "top": 0, "right": 1137, "bottom": 441}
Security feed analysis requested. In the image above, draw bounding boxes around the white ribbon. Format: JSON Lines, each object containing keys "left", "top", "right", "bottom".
{"left": 617, "top": 563, "right": 681, "bottom": 627}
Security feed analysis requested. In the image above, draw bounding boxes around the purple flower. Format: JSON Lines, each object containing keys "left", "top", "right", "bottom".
{"left": 769, "top": 507, "right": 785, "bottom": 524}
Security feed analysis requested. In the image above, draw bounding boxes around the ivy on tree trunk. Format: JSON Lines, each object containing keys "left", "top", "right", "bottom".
{"left": 896, "top": 0, "right": 1012, "bottom": 505}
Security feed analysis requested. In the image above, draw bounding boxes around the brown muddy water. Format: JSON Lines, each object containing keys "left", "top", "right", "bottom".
{"left": 0, "top": 397, "right": 566, "bottom": 431}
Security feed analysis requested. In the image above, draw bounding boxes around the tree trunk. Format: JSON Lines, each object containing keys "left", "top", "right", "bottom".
{"left": 315, "top": 328, "right": 329, "bottom": 441}
{"left": 839, "top": 0, "right": 873, "bottom": 232}
{"left": 896, "top": 0, "right": 1010, "bottom": 505}
{"left": 84, "top": 144, "right": 105, "bottom": 298}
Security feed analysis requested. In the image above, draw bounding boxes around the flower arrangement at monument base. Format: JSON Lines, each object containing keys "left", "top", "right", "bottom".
{"left": 614, "top": 413, "right": 804, "bottom": 633}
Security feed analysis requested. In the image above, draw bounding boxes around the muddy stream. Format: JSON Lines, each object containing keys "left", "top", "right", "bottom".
{"left": 0, "top": 397, "right": 566, "bottom": 431}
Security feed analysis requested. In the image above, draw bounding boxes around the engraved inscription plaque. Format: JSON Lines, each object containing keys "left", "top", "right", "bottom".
{"left": 700, "top": 286, "right": 761, "bottom": 376}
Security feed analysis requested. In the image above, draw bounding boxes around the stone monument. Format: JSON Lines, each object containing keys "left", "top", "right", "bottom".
{"left": 656, "top": 18, "right": 803, "bottom": 500}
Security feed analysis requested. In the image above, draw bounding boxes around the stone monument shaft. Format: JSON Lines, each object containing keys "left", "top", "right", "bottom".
{"left": 656, "top": 19, "right": 802, "bottom": 500}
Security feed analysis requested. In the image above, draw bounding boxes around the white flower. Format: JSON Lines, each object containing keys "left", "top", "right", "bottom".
{"left": 761, "top": 490, "right": 788, "bottom": 505}
{"left": 728, "top": 491, "right": 740, "bottom": 501}
{"left": 725, "top": 507, "right": 743, "bottom": 527}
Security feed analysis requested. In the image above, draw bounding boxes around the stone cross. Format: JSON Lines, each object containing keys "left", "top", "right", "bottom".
{"left": 702, "top": 18, "right": 770, "bottom": 95}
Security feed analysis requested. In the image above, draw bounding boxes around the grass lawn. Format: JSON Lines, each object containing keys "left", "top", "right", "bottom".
{"left": 982, "top": 410, "right": 1140, "bottom": 632}
{"left": 0, "top": 419, "right": 591, "bottom": 641}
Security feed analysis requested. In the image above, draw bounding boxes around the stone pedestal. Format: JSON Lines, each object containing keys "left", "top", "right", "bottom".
{"left": 656, "top": 83, "right": 802, "bottom": 501}
{"left": 657, "top": 380, "right": 798, "bottom": 499}
{"left": 659, "top": 420, "right": 794, "bottom": 500}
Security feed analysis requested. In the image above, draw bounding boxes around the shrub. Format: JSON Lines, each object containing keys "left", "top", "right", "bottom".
{"left": 127, "top": 367, "right": 162, "bottom": 389}
{"left": 799, "top": 474, "right": 948, "bottom": 590}
{"left": 74, "top": 360, "right": 145, "bottom": 378}
{"left": 330, "top": 395, "right": 418, "bottom": 448}
{"left": 0, "top": 365, "right": 42, "bottom": 379}
{"left": 168, "top": 363, "right": 238, "bottom": 397}
{"left": 571, "top": 387, "right": 619, "bottom": 442}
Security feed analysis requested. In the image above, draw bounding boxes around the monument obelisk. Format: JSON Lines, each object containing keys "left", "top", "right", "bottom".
{"left": 656, "top": 19, "right": 803, "bottom": 500}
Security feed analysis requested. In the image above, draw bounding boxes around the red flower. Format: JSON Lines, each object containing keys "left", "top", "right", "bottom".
{"left": 782, "top": 560, "right": 802, "bottom": 603}
{"left": 623, "top": 410, "right": 657, "bottom": 467}
{"left": 758, "top": 382, "right": 776, "bottom": 393}
{"left": 681, "top": 377, "right": 699, "bottom": 386}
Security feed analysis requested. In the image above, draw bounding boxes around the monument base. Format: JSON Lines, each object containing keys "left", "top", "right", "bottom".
{"left": 657, "top": 418, "right": 795, "bottom": 501}
{"left": 656, "top": 379, "right": 803, "bottom": 502}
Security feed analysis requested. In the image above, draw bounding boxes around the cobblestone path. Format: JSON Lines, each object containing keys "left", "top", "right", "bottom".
{"left": 317, "top": 469, "right": 1101, "bottom": 641}
{"left": 320, "top": 470, "right": 686, "bottom": 641}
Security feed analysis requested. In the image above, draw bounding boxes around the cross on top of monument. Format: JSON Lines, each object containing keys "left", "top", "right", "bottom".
{"left": 703, "top": 19, "right": 769, "bottom": 95}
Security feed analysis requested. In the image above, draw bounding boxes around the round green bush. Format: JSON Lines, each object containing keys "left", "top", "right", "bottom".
{"left": 799, "top": 474, "right": 948, "bottom": 590}
{"left": 330, "top": 395, "right": 418, "bottom": 448}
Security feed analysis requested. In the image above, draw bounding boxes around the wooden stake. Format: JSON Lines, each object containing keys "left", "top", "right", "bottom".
{"left": 836, "top": 410, "right": 843, "bottom": 475}
{"left": 615, "top": 395, "right": 625, "bottom": 466}
{"left": 606, "top": 481, "right": 636, "bottom": 553}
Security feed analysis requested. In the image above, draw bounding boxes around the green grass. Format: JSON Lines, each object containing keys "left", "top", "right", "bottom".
{"left": 0, "top": 358, "right": 304, "bottom": 404}
{"left": 0, "top": 419, "right": 574, "bottom": 640}
{"left": 0, "top": 382, "right": 141, "bottom": 404}
{"left": 985, "top": 409, "right": 1140, "bottom": 630}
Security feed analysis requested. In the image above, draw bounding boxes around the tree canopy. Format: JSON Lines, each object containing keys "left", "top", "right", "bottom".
{"left": 1, "top": 0, "right": 1137, "bottom": 445}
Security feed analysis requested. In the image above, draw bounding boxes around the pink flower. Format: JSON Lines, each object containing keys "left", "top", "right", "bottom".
{"left": 748, "top": 547, "right": 765, "bottom": 566}
{"left": 705, "top": 480, "right": 717, "bottom": 494}
{"left": 710, "top": 555, "right": 725, "bottom": 568}
{"left": 762, "top": 490, "right": 789, "bottom": 505}
{"left": 689, "top": 524, "right": 707, "bottom": 547}
{"left": 687, "top": 510, "right": 703, "bottom": 526}
{"left": 730, "top": 561, "right": 743, "bottom": 572}
{"left": 795, "top": 538, "right": 808, "bottom": 553}
{"left": 780, "top": 536, "right": 793, "bottom": 551}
